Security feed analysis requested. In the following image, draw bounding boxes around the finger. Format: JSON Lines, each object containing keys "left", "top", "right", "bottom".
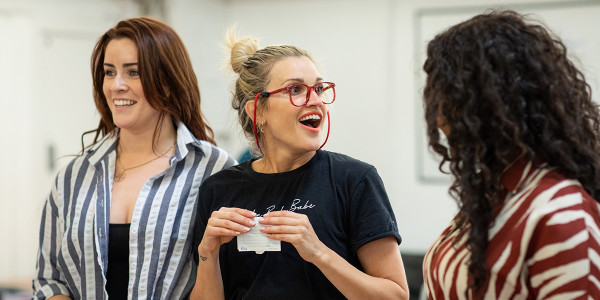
{"left": 263, "top": 233, "right": 286, "bottom": 242}
{"left": 263, "top": 210, "right": 300, "bottom": 218}
{"left": 208, "top": 217, "right": 252, "bottom": 233}
{"left": 263, "top": 233, "right": 300, "bottom": 244}
{"left": 205, "top": 226, "right": 244, "bottom": 237}
{"left": 212, "top": 210, "right": 256, "bottom": 227}
{"left": 261, "top": 214, "right": 306, "bottom": 226}
{"left": 220, "top": 207, "right": 257, "bottom": 218}
{"left": 260, "top": 224, "right": 306, "bottom": 235}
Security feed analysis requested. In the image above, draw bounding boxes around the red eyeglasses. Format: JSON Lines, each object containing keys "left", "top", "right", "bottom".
{"left": 261, "top": 82, "right": 336, "bottom": 107}
{"left": 252, "top": 82, "right": 336, "bottom": 155}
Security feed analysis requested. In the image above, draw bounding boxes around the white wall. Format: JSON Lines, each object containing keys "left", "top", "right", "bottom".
{"left": 170, "top": 0, "right": 600, "bottom": 255}
{"left": 1, "top": 0, "right": 598, "bottom": 287}
{"left": 0, "top": 0, "right": 139, "bottom": 284}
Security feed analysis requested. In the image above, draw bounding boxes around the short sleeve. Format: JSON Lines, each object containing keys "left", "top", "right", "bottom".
{"left": 347, "top": 166, "right": 401, "bottom": 253}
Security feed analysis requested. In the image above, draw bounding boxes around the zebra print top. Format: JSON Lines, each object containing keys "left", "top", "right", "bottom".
{"left": 424, "top": 158, "right": 600, "bottom": 299}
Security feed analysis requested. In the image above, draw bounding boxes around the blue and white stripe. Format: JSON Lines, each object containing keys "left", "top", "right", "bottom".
{"left": 33, "top": 122, "right": 236, "bottom": 299}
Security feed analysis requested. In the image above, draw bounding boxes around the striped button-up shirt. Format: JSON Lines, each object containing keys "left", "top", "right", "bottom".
{"left": 423, "top": 159, "right": 600, "bottom": 299}
{"left": 33, "top": 122, "right": 236, "bottom": 299}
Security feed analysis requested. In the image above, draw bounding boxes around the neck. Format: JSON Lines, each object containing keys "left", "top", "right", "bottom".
{"left": 118, "top": 116, "right": 177, "bottom": 156}
{"left": 253, "top": 150, "right": 316, "bottom": 173}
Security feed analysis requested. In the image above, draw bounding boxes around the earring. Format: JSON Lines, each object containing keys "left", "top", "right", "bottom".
{"left": 258, "top": 123, "right": 265, "bottom": 133}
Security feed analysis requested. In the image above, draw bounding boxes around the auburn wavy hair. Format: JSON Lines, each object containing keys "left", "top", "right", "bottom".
{"left": 423, "top": 10, "right": 600, "bottom": 295}
{"left": 86, "top": 17, "right": 215, "bottom": 150}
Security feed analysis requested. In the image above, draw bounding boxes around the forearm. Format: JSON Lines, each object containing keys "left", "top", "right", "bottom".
{"left": 313, "top": 247, "right": 408, "bottom": 300}
{"left": 190, "top": 246, "right": 225, "bottom": 300}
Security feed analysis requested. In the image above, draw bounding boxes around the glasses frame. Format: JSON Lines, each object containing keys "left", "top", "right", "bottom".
{"left": 263, "top": 82, "right": 336, "bottom": 107}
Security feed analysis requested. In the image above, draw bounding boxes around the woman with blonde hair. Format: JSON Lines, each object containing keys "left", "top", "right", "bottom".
{"left": 191, "top": 30, "right": 409, "bottom": 300}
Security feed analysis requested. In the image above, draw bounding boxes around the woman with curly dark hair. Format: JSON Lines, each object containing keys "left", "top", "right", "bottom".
{"left": 421, "top": 10, "right": 600, "bottom": 299}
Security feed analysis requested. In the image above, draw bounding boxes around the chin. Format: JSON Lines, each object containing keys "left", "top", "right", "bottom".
{"left": 303, "top": 141, "right": 323, "bottom": 152}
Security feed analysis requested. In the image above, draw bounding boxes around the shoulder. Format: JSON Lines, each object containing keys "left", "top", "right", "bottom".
{"left": 47, "top": 135, "right": 116, "bottom": 198}
{"left": 527, "top": 167, "right": 590, "bottom": 205}
{"left": 176, "top": 122, "right": 236, "bottom": 169}
{"left": 517, "top": 166, "right": 600, "bottom": 228}
{"left": 56, "top": 134, "right": 117, "bottom": 181}
{"left": 318, "top": 150, "right": 377, "bottom": 178}
{"left": 514, "top": 168, "right": 600, "bottom": 295}
{"left": 197, "top": 140, "right": 236, "bottom": 165}
{"left": 202, "top": 160, "right": 249, "bottom": 185}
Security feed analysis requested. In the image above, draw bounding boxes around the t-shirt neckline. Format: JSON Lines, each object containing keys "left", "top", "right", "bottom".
{"left": 242, "top": 150, "right": 322, "bottom": 178}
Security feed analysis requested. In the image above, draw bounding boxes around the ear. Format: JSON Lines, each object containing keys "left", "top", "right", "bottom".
{"left": 244, "top": 100, "right": 265, "bottom": 124}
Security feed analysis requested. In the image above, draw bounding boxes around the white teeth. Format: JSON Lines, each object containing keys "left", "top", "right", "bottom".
{"left": 114, "top": 99, "right": 136, "bottom": 106}
{"left": 299, "top": 114, "right": 321, "bottom": 122}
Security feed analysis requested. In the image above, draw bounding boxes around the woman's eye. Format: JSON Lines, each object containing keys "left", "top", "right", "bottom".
{"left": 104, "top": 70, "right": 115, "bottom": 77}
{"left": 290, "top": 85, "right": 305, "bottom": 96}
{"left": 129, "top": 70, "right": 139, "bottom": 77}
{"left": 315, "top": 84, "right": 324, "bottom": 95}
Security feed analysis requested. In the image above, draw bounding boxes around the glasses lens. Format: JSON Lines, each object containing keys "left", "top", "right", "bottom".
{"left": 289, "top": 84, "right": 308, "bottom": 106}
{"left": 316, "top": 82, "right": 335, "bottom": 104}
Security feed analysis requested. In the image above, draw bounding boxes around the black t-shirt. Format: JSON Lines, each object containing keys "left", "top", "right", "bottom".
{"left": 194, "top": 150, "right": 401, "bottom": 299}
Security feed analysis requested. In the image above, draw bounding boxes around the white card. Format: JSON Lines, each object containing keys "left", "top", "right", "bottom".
{"left": 237, "top": 217, "right": 281, "bottom": 254}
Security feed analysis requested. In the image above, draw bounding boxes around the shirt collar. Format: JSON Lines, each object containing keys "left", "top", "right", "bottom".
{"left": 84, "top": 121, "right": 205, "bottom": 166}
{"left": 173, "top": 120, "right": 205, "bottom": 162}
{"left": 499, "top": 157, "right": 543, "bottom": 194}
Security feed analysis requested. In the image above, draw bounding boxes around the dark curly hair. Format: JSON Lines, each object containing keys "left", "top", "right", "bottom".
{"left": 423, "top": 9, "right": 600, "bottom": 295}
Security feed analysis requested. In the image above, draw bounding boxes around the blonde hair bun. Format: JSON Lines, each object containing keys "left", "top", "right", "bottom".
{"left": 226, "top": 26, "right": 259, "bottom": 74}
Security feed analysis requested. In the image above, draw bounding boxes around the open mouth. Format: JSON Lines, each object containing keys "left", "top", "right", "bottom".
{"left": 299, "top": 113, "right": 322, "bottom": 129}
{"left": 114, "top": 99, "right": 137, "bottom": 107}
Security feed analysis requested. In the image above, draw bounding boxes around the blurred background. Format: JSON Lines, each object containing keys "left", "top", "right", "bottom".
{"left": 1, "top": 0, "right": 598, "bottom": 298}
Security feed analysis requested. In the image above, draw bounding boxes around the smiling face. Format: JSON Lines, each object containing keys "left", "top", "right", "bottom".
{"left": 259, "top": 56, "right": 329, "bottom": 156}
{"left": 103, "top": 38, "right": 162, "bottom": 134}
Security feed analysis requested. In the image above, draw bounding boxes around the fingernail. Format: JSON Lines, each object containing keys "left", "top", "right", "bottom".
{"left": 244, "top": 227, "right": 251, "bottom": 232}
{"left": 249, "top": 220, "right": 255, "bottom": 226}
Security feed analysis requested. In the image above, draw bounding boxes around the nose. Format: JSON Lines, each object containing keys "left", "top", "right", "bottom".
{"left": 111, "top": 74, "right": 128, "bottom": 92}
{"left": 305, "top": 87, "right": 323, "bottom": 107}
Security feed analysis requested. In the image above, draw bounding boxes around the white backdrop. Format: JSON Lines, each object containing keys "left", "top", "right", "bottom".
{"left": 415, "top": 0, "right": 600, "bottom": 182}
{"left": 1, "top": 0, "right": 599, "bottom": 286}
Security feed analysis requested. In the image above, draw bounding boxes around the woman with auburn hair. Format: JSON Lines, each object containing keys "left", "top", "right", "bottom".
{"left": 33, "top": 17, "right": 235, "bottom": 299}
{"left": 190, "top": 30, "right": 409, "bottom": 300}
{"left": 422, "top": 10, "right": 600, "bottom": 299}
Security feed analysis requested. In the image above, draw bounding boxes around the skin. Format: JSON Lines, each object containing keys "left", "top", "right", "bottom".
{"left": 47, "top": 38, "right": 178, "bottom": 300}
{"left": 102, "top": 38, "right": 177, "bottom": 224}
{"left": 191, "top": 56, "right": 409, "bottom": 300}
{"left": 253, "top": 56, "right": 328, "bottom": 173}
{"left": 48, "top": 295, "right": 71, "bottom": 300}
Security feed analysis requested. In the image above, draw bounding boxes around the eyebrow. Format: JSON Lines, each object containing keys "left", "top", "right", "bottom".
{"left": 281, "top": 77, "right": 324, "bottom": 85}
{"left": 103, "top": 62, "right": 138, "bottom": 68}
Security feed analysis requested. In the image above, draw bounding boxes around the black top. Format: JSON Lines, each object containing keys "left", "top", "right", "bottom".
{"left": 106, "top": 223, "right": 131, "bottom": 299}
{"left": 195, "top": 150, "right": 401, "bottom": 300}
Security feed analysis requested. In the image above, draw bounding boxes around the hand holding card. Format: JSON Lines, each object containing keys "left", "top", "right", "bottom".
{"left": 237, "top": 217, "right": 281, "bottom": 254}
